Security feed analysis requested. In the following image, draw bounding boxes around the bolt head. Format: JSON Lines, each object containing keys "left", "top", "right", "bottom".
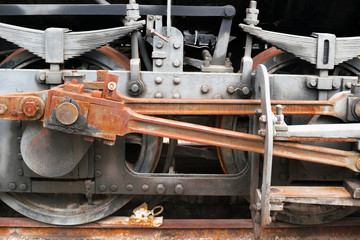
{"left": 19, "top": 183, "right": 27, "bottom": 191}
{"left": 149, "top": 16, "right": 154, "bottom": 20}
{"left": 0, "top": 103, "right": 8, "bottom": 115}
{"left": 346, "top": 82, "right": 353, "bottom": 89}
{"left": 98, "top": 184, "right": 107, "bottom": 192}
{"left": 156, "top": 41, "right": 163, "bottom": 49}
{"left": 173, "top": 41, "right": 181, "bottom": 49}
{"left": 17, "top": 168, "right": 24, "bottom": 176}
{"left": 309, "top": 78, "right": 317, "bottom": 87}
{"left": 173, "top": 93, "right": 181, "bottom": 99}
{"left": 39, "top": 73, "right": 46, "bottom": 81}
{"left": 201, "top": 85, "right": 209, "bottom": 93}
{"left": 110, "top": 184, "right": 118, "bottom": 192}
{"left": 156, "top": 184, "right": 166, "bottom": 194}
{"left": 8, "top": 182, "right": 16, "bottom": 190}
{"left": 126, "top": 184, "right": 134, "bottom": 191}
{"left": 174, "top": 184, "right": 184, "bottom": 195}
{"left": 155, "top": 59, "right": 163, "bottom": 67}
{"left": 107, "top": 81, "right": 117, "bottom": 91}
{"left": 155, "top": 92, "right": 163, "bottom": 98}
{"left": 95, "top": 154, "right": 102, "bottom": 161}
{"left": 173, "top": 77, "right": 181, "bottom": 85}
{"left": 155, "top": 77, "right": 163, "bottom": 84}
{"left": 142, "top": 184, "right": 149, "bottom": 191}
{"left": 241, "top": 86, "right": 250, "bottom": 96}
{"left": 227, "top": 86, "right": 235, "bottom": 94}
{"left": 22, "top": 100, "right": 40, "bottom": 118}
{"left": 95, "top": 170, "right": 102, "bottom": 178}
{"left": 173, "top": 59, "right": 181, "bottom": 67}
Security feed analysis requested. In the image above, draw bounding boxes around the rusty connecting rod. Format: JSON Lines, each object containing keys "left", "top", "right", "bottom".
{"left": 0, "top": 74, "right": 359, "bottom": 172}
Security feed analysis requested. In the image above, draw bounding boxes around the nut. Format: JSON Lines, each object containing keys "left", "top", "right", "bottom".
{"left": 156, "top": 184, "right": 166, "bottom": 194}
{"left": 22, "top": 100, "right": 40, "bottom": 118}
{"left": 174, "top": 184, "right": 184, "bottom": 195}
{"left": 227, "top": 86, "right": 236, "bottom": 94}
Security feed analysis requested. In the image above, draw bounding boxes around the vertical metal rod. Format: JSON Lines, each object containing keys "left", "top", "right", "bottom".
{"left": 137, "top": 32, "right": 152, "bottom": 71}
{"left": 167, "top": 0, "right": 172, "bottom": 37}
{"left": 131, "top": 31, "right": 139, "bottom": 59}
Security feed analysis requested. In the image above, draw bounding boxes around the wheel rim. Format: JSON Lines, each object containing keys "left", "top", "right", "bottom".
{"left": 0, "top": 47, "right": 162, "bottom": 225}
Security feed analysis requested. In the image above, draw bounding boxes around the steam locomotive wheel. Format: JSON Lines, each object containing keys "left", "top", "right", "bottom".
{"left": 219, "top": 47, "right": 359, "bottom": 224}
{"left": 0, "top": 47, "right": 162, "bottom": 225}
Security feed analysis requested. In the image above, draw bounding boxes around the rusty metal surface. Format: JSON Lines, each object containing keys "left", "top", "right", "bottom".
{"left": 1, "top": 217, "right": 360, "bottom": 239}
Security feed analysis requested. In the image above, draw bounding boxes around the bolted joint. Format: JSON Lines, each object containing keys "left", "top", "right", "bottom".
{"left": 0, "top": 103, "right": 8, "bottom": 115}
{"left": 156, "top": 184, "right": 166, "bottom": 194}
{"left": 174, "top": 184, "right": 184, "bottom": 195}
{"left": 127, "top": 80, "right": 144, "bottom": 96}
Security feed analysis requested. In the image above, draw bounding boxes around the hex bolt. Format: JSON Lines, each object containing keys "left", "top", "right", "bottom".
{"left": 0, "top": 103, "right": 8, "bottom": 115}
{"left": 155, "top": 59, "right": 163, "bottom": 67}
{"left": 332, "top": 80, "right": 340, "bottom": 89}
{"left": 95, "top": 154, "right": 102, "bottom": 161}
{"left": 8, "top": 182, "right": 16, "bottom": 190}
{"left": 126, "top": 184, "right": 134, "bottom": 191}
{"left": 173, "top": 77, "right": 181, "bottom": 85}
{"left": 107, "top": 81, "right": 117, "bottom": 91}
{"left": 109, "top": 184, "right": 118, "bottom": 192}
{"left": 173, "top": 41, "right": 181, "bottom": 49}
{"left": 17, "top": 168, "right": 24, "bottom": 176}
{"left": 227, "top": 86, "right": 235, "bottom": 94}
{"left": 22, "top": 100, "right": 40, "bottom": 118}
{"left": 155, "top": 77, "right": 163, "bottom": 84}
{"left": 19, "top": 183, "right": 27, "bottom": 191}
{"left": 173, "top": 59, "right": 181, "bottom": 67}
{"left": 201, "top": 85, "right": 209, "bottom": 94}
{"left": 95, "top": 170, "right": 102, "bottom": 178}
{"left": 55, "top": 102, "right": 79, "bottom": 125}
{"left": 141, "top": 184, "right": 149, "bottom": 191}
{"left": 174, "top": 184, "right": 184, "bottom": 195}
{"left": 173, "top": 93, "right": 181, "bottom": 99}
{"left": 156, "top": 184, "right": 166, "bottom": 194}
{"left": 156, "top": 41, "right": 164, "bottom": 49}
{"left": 98, "top": 184, "right": 107, "bottom": 192}
{"left": 155, "top": 92, "right": 163, "bottom": 98}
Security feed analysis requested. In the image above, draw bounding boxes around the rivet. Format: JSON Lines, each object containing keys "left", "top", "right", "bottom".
{"left": 107, "top": 81, "right": 117, "bottom": 91}
{"left": 8, "top": 182, "right": 16, "bottom": 190}
{"left": 0, "top": 103, "right": 8, "bottom": 115}
{"left": 156, "top": 41, "right": 163, "bottom": 49}
{"left": 156, "top": 184, "right": 165, "bottom": 194}
{"left": 155, "top": 59, "right": 163, "bottom": 67}
{"left": 173, "top": 93, "right": 181, "bottom": 99}
{"left": 173, "top": 41, "right": 181, "bottom": 49}
{"left": 142, "top": 184, "right": 149, "bottom": 191}
{"left": 155, "top": 77, "right": 163, "bottom": 84}
{"left": 95, "top": 154, "right": 102, "bottom": 161}
{"left": 110, "top": 184, "right": 118, "bottom": 192}
{"left": 149, "top": 16, "right": 154, "bottom": 20}
{"left": 155, "top": 92, "right": 163, "bottom": 98}
{"left": 200, "top": 85, "right": 209, "bottom": 94}
{"left": 98, "top": 184, "right": 107, "bottom": 192}
{"left": 17, "top": 153, "right": 23, "bottom": 160}
{"left": 126, "top": 184, "right": 134, "bottom": 191}
{"left": 173, "top": 77, "right": 181, "bottom": 85}
{"left": 173, "top": 59, "right": 181, "bottom": 67}
{"left": 156, "top": 16, "right": 161, "bottom": 20}
{"left": 95, "top": 170, "right": 102, "bottom": 178}
{"left": 174, "top": 184, "right": 184, "bottom": 195}
{"left": 17, "top": 168, "right": 23, "bottom": 176}
{"left": 19, "top": 183, "right": 27, "bottom": 191}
